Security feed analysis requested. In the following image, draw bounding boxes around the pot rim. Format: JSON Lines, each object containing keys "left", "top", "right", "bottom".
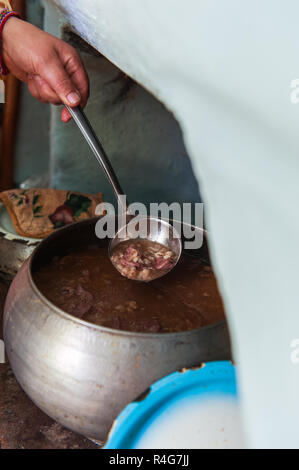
{"left": 28, "top": 217, "right": 226, "bottom": 339}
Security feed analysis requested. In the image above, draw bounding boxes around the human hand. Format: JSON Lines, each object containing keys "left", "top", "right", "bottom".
{"left": 2, "top": 17, "right": 89, "bottom": 122}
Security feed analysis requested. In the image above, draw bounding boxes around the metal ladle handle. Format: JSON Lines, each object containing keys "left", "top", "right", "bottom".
{"left": 66, "top": 105, "right": 128, "bottom": 213}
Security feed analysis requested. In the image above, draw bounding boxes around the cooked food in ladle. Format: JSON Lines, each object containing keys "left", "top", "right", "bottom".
{"left": 110, "top": 239, "right": 177, "bottom": 281}
{"left": 34, "top": 242, "right": 225, "bottom": 334}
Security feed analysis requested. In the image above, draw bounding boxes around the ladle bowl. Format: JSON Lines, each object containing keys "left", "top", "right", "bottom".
{"left": 109, "top": 216, "right": 182, "bottom": 281}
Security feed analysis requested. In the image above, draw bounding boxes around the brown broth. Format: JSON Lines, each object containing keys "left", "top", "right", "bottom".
{"left": 34, "top": 244, "right": 225, "bottom": 333}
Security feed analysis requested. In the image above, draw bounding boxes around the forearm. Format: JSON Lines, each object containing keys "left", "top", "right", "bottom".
{"left": 0, "top": 1, "right": 89, "bottom": 121}
{"left": 0, "top": 1, "right": 12, "bottom": 11}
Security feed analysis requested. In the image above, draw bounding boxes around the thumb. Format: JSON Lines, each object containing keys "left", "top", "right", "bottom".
{"left": 39, "top": 55, "right": 81, "bottom": 107}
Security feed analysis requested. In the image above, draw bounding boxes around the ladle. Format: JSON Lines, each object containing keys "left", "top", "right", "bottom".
{"left": 66, "top": 105, "right": 182, "bottom": 281}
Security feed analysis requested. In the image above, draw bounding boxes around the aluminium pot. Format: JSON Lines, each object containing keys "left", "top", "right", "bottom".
{"left": 3, "top": 217, "right": 231, "bottom": 441}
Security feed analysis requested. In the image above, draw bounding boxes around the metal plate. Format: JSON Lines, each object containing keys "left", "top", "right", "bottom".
{"left": 0, "top": 202, "right": 39, "bottom": 280}
{"left": 0, "top": 202, "right": 40, "bottom": 242}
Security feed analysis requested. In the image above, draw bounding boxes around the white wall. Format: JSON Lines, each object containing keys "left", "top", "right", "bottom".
{"left": 51, "top": 0, "right": 299, "bottom": 448}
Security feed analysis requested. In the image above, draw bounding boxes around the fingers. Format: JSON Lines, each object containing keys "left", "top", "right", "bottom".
{"left": 37, "top": 48, "right": 82, "bottom": 108}
{"left": 61, "top": 107, "right": 72, "bottom": 123}
{"left": 53, "top": 45, "right": 89, "bottom": 123}
{"left": 27, "top": 77, "right": 42, "bottom": 102}
{"left": 27, "top": 75, "right": 72, "bottom": 121}
{"left": 28, "top": 40, "right": 89, "bottom": 124}
{"left": 61, "top": 48, "right": 90, "bottom": 108}
{"left": 28, "top": 74, "right": 61, "bottom": 104}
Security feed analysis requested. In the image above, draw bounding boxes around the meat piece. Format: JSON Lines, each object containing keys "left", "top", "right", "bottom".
{"left": 120, "top": 317, "right": 161, "bottom": 333}
{"left": 70, "top": 302, "right": 92, "bottom": 319}
{"left": 120, "top": 258, "right": 139, "bottom": 268}
{"left": 76, "top": 284, "right": 93, "bottom": 302}
{"left": 133, "top": 318, "right": 161, "bottom": 333}
{"left": 124, "top": 245, "right": 140, "bottom": 262}
{"left": 155, "top": 257, "right": 173, "bottom": 271}
{"left": 92, "top": 301, "right": 106, "bottom": 316}
{"left": 138, "top": 268, "right": 151, "bottom": 281}
{"left": 67, "top": 284, "right": 94, "bottom": 318}
{"left": 61, "top": 285, "right": 75, "bottom": 298}
{"left": 127, "top": 300, "right": 137, "bottom": 310}
{"left": 144, "top": 319, "right": 161, "bottom": 333}
{"left": 112, "top": 316, "right": 122, "bottom": 329}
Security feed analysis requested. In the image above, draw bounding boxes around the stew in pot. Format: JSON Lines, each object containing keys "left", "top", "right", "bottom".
{"left": 34, "top": 243, "right": 225, "bottom": 333}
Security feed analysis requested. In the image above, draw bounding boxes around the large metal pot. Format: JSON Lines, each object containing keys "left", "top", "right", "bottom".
{"left": 3, "top": 217, "right": 230, "bottom": 441}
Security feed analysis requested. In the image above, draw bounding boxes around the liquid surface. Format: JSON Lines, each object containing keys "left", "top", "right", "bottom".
{"left": 34, "top": 244, "right": 225, "bottom": 333}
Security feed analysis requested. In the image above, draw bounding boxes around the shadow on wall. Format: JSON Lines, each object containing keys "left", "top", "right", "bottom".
{"left": 50, "top": 31, "right": 201, "bottom": 207}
